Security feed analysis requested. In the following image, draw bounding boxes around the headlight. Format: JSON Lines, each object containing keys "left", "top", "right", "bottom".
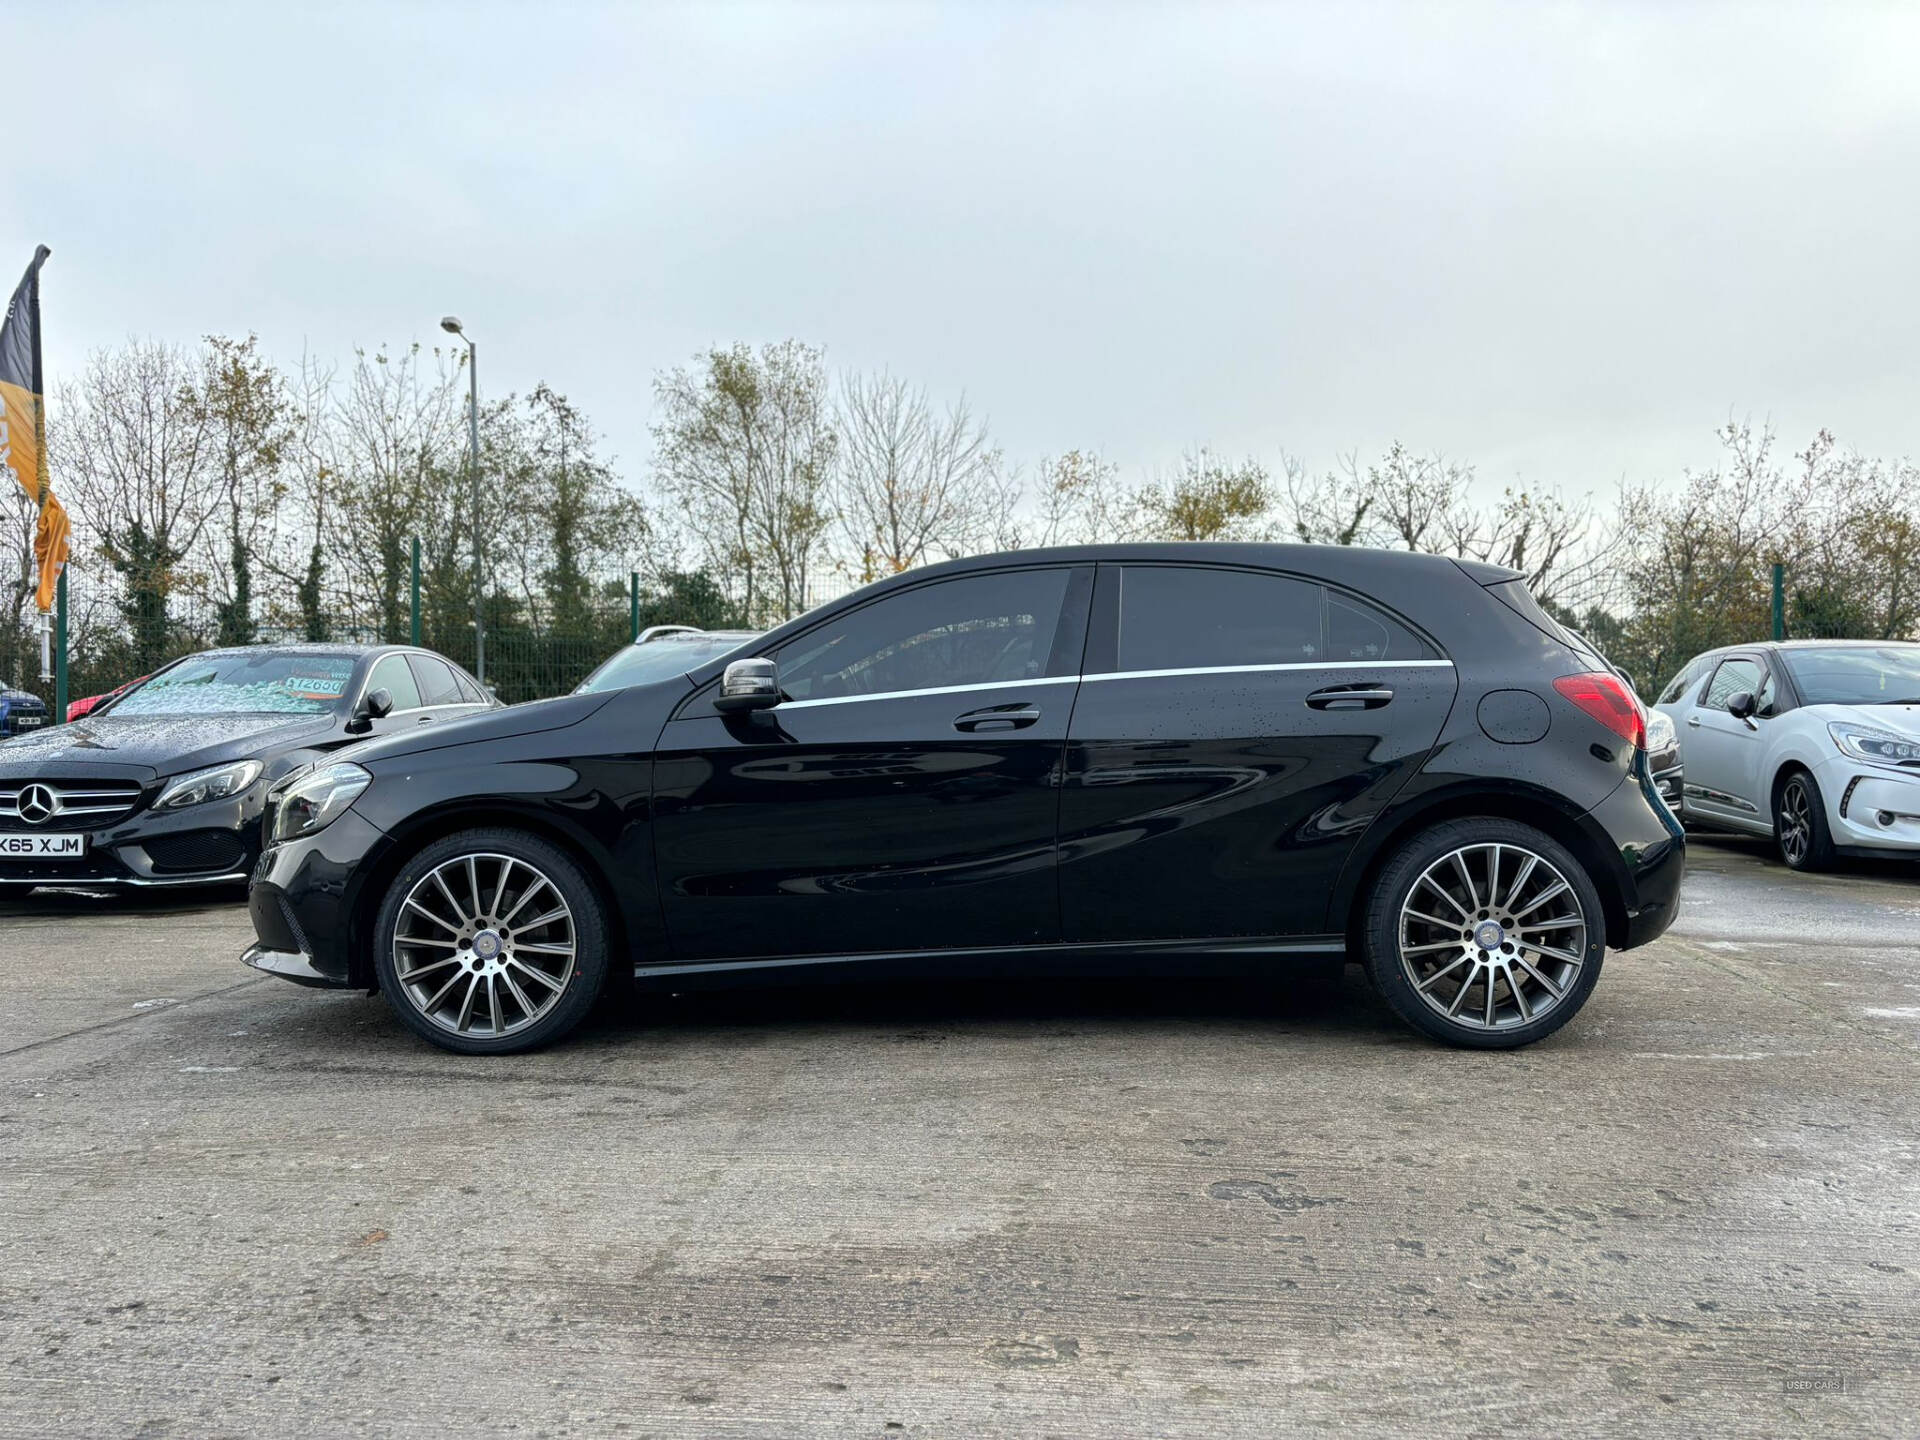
{"left": 1644, "top": 710, "right": 1676, "bottom": 752}
{"left": 271, "top": 761, "right": 372, "bottom": 842}
{"left": 1828, "top": 721, "right": 1920, "bottom": 768}
{"left": 155, "top": 760, "right": 264, "bottom": 810}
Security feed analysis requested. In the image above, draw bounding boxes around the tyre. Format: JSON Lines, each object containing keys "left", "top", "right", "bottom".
{"left": 372, "top": 827, "right": 610, "bottom": 1055}
{"left": 1361, "top": 818, "right": 1606, "bottom": 1050}
{"left": 1775, "top": 769, "right": 1836, "bottom": 872}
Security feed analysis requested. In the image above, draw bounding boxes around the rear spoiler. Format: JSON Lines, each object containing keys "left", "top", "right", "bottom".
{"left": 1451, "top": 557, "right": 1525, "bottom": 586}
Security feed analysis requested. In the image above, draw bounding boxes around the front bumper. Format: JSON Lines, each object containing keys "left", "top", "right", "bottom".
{"left": 245, "top": 808, "right": 392, "bottom": 989}
{"left": 1651, "top": 761, "right": 1683, "bottom": 813}
{"left": 241, "top": 943, "right": 339, "bottom": 987}
{"left": 0, "top": 787, "right": 265, "bottom": 887}
{"left": 1816, "top": 754, "right": 1920, "bottom": 852}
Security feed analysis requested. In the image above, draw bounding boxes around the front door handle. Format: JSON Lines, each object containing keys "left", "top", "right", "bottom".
{"left": 1305, "top": 685, "right": 1394, "bottom": 711}
{"left": 954, "top": 705, "right": 1041, "bottom": 733}
{"left": 1686, "top": 715, "right": 1702, "bottom": 727}
{"left": 417, "top": 714, "right": 435, "bottom": 724}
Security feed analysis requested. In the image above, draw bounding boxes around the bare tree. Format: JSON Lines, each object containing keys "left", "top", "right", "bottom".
{"left": 279, "top": 351, "right": 338, "bottom": 641}
{"left": 834, "top": 371, "right": 1011, "bottom": 578}
{"left": 1365, "top": 443, "right": 1470, "bottom": 550}
{"left": 1442, "top": 486, "right": 1614, "bottom": 611}
{"left": 1024, "top": 449, "right": 1133, "bottom": 546}
{"left": 56, "top": 339, "right": 222, "bottom": 668}
{"left": 1283, "top": 450, "right": 1375, "bottom": 545}
{"left": 331, "top": 344, "right": 464, "bottom": 642}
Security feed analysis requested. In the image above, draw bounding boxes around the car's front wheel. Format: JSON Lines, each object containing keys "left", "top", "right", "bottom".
{"left": 1775, "top": 769, "right": 1836, "bottom": 872}
{"left": 373, "top": 828, "right": 610, "bottom": 1054}
{"left": 1362, "top": 818, "right": 1606, "bottom": 1049}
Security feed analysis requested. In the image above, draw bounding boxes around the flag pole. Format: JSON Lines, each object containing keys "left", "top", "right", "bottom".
{"left": 30, "top": 249, "right": 51, "bottom": 691}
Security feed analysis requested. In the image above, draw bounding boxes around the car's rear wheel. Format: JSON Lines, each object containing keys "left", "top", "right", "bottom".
{"left": 1775, "top": 769, "right": 1836, "bottom": 872}
{"left": 1362, "top": 818, "right": 1606, "bottom": 1049}
{"left": 373, "top": 828, "right": 609, "bottom": 1055}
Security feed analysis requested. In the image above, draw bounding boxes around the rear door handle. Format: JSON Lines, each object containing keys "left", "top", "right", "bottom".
{"left": 954, "top": 705, "right": 1041, "bottom": 733}
{"left": 1305, "top": 685, "right": 1394, "bottom": 711}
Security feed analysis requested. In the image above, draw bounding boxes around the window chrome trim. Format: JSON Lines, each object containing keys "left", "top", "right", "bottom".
{"left": 1083, "top": 659, "right": 1454, "bottom": 684}
{"left": 775, "top": 660, "right": 1453, "bottom": 711}
{"left": 780, "top": 676, "right": 1081, "bottom": 711}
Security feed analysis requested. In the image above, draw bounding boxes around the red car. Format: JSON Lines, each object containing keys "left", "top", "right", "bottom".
{"left": 67, "top": 674, "right": 148, "bottom": 722}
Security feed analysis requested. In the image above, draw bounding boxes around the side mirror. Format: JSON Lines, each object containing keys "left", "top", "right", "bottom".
{"left": 714, "top": 658, "right": 781, "bottom": 713}
{"left": 1726, "top": 690, "right": 1757, "bottom": 724}
{"left": 350, "top": 687, "right": 395, "bottom": 730}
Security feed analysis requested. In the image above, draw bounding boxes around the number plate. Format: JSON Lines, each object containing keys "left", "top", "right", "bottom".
{"left": 11, "top": 715, "right": 44, "bottom": 729}
{"left": 0, "top": 833, "right": 86, "bottom": 858}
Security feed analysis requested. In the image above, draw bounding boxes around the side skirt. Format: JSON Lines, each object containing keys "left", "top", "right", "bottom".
{"left": 630, "top": 935, "right": 1349, "bottom": 991}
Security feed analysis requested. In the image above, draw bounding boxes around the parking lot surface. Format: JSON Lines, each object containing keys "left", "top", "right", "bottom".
{"left": 2, "top": 839, "right": 1917, "bottom": 1437}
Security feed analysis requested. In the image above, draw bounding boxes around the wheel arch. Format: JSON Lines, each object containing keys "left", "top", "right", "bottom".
{"left": 1769, "top": 756, "right": 1819, "bottom": 820}
{"left": 346, "top": 802, "right": 635, "bottom": 990}
{"left": 1338, "top": 784, "right": 1630, "bottom": 951}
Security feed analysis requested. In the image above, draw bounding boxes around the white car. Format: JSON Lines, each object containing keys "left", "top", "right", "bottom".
{"left": 1652, "top": 640, "right": 1920, "bottom": 870}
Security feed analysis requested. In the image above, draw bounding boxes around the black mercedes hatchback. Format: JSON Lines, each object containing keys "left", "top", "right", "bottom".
{"left": 244, "top": 545, "right": 1684, "bottom": 1054}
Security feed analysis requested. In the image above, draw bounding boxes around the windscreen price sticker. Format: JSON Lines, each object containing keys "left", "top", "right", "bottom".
{"left": 0, "top": 834, "right": 85, "bottom": 857}
{"left": 286, "top": 674, "right": 349, "bottom": 697}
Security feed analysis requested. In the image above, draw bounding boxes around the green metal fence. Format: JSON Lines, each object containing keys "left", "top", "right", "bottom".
{"left": 5, "top": 531, "right": 853, "bottom": 716}
{"left": 0, "top": 551, "right": 728, "bottom": 717}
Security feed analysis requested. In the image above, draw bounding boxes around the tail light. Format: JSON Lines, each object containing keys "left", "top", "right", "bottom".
{"left": 1552, "top": 671, "right": 1645, "bottom": 749}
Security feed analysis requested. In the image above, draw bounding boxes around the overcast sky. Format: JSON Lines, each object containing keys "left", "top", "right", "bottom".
{"left": 7, "top": 1, "right": 1919, "bottom": 505}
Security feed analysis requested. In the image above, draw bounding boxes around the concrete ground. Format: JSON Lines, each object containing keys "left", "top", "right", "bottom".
{"left": 1, "top": 837, "right": 1917, "bottom": 1437}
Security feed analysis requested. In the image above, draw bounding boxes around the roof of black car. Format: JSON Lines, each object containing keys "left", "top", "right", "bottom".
{"left": 908, "top": 541, "right": 1500, "bottom": 571}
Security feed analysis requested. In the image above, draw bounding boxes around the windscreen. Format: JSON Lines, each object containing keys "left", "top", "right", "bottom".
{"left": 1779, "top": 646, "right": 1920, "bottom": 706}
{"left": 574, "top": 636, "right": 751, "bottom": 694}
{"left": 110, "top": 653, "right": 358, "bottom": 716}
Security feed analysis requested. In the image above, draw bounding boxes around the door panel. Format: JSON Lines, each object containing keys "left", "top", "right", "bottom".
{"left": 1059, "top": 663, "right": 1456, "bottom": 940}
{"left": 1058, "top": 562, "right": 1455, "bottom": 942}
{"left": 651, "top": 564, "right": 1092, "bottom": 962}
{"left": 1683, "top": 656, "right": 1770, "bottom": 823}
{"left": 652, "top": 681, "right": 1075, "bottom": 960}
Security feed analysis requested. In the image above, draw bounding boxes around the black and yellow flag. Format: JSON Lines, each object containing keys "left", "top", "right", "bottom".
{"left": 0, "top": 245, "right": 68, "bottom": 613}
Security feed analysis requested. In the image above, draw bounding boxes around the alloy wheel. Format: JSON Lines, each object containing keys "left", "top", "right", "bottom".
{"left": 1779, "top": 779, "right": 1812, "bottom": 866}
{"left": 390, "top": 852, "right": 577, "bottom": 1038}
{"left": 1397, "top": 842, "right": 1589, "bottom": 1033}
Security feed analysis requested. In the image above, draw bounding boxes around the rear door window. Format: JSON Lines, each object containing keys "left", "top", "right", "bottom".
{"left": 1119, "top": 567, "right": 1323, "bottom": 671}
{"left": 1657, "top": 657, "right": 1710, "bottom": 705}
{"left": 1116, "top": 566, "right": 1434, "bottom": 671}
{"left": 409, "top": 654, "right": 466, "bottom": 707}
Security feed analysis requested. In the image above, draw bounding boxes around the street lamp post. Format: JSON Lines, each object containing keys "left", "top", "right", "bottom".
{"left": 439, "top": 315, "right": 484, "bottom": 685}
